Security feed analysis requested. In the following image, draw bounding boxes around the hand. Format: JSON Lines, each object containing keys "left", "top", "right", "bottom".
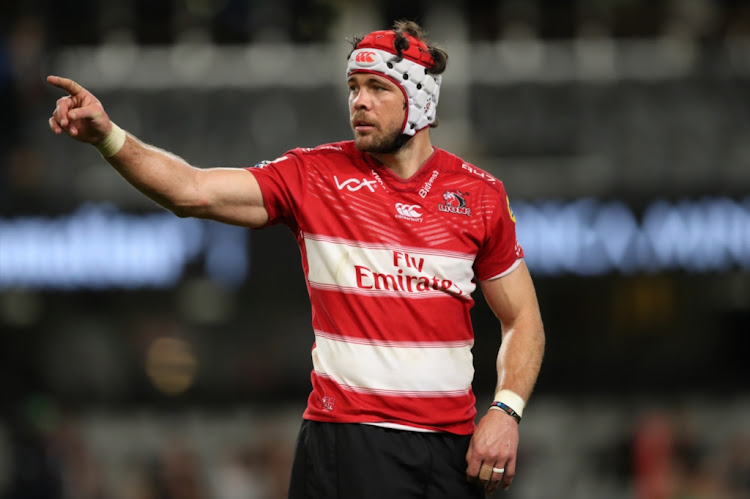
{"left": 466, "top": 409, "right": 519, "bottom": 494}
{"left": 47, "top": 75, "right": 112, "bottom": 144}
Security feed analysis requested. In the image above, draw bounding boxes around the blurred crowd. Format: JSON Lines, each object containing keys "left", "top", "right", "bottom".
{"left": 2, "top": 402, "right": 295, "bottom": 499}
{"left": 0, "top": 8, "right": 47, "bottom": 214}
{"left": 2, "top": 398, "right": 750, "bottom": 499}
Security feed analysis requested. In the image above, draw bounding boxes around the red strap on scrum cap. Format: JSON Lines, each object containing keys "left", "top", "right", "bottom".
{"left": 355, "top": 30, "right": 435, "bottom": 69}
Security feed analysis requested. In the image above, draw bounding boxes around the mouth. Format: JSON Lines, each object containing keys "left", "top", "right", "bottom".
{"left": 352, "top": 117, "right": 376, "bottom": 132}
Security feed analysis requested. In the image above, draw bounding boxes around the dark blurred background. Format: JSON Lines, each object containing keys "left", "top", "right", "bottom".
{"left": 1, "top": 0, "right": 750, "bottom": 498}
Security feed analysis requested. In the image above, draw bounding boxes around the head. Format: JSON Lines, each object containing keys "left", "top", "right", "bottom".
{"left": 346, "top": 20, "right": 448, "bottom": 154}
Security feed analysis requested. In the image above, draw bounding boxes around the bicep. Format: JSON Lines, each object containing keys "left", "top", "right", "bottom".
{"left": 479, "top": 260, "right": 542, "bottom": 331}
{"left": 191, "top": 167, "right": 269, "bottom": 228}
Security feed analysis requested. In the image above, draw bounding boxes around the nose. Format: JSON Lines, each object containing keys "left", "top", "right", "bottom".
{"left": 351, "top": 88, "right": 371, "bottom": 110}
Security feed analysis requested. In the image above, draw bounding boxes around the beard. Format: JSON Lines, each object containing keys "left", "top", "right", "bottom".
{"left": 352, "top": 123, "right": 412, "bottom": 155}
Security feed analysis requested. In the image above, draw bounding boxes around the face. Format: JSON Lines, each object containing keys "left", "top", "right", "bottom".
{"left": 347, "top": 72, "right": 408, "bottom": 154}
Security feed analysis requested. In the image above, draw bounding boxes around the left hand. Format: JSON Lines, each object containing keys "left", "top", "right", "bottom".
{"left": 466, "top": 409, "right": 519, "bottom": 494}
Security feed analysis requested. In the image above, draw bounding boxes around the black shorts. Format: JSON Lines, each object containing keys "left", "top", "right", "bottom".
{"left": 288, "top": 420, "right": 484, "bottom": 499}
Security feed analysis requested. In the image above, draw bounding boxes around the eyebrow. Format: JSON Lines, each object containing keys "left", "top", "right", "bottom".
{"left": 347, "top": 75, "right": 395, "bottom": 88}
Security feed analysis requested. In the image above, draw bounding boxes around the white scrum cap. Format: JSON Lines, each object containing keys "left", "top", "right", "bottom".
{"left": 347, "top": 29, "right": 442, "bottom": 136}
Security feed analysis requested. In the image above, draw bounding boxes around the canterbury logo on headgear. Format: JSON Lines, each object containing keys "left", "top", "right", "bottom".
{"left": 355, "top": 51, "right": 377, "bottom": 64}
{"left": 347, "top": 30, "right": 442, "bottom": 136}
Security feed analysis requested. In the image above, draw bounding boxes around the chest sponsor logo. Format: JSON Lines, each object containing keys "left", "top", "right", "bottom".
{"left": 355, "top": 250, "right": 464, "bottom": 296}
{"left": 334, "top": 175, "right": 377, "bottom": 193}
{"left": 395, "top": 203, "right": 423, "bottom": 222}
{"left": 305, "top": 238, "right": 477, "bottom": 298}
{"left": 438, "top": 190, "right": 471, "bottom": 216}
{"left": 419, "top": 170, "right": 440, "bottom": 198}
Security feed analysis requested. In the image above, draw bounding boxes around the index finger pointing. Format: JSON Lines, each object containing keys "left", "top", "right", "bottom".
{"left": 46, "top": 75, "right": 85, "bottom": 96}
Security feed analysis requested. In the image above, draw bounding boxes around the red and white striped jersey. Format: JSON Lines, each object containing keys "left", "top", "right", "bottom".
{"left": 247, "top": 141, "right": 523, "bottom": 435}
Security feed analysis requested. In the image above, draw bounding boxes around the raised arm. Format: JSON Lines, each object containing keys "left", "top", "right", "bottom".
{"left": 465, "top": 260, "right": 545, "bottom": 494}
{"left": 47, "top": 75, "right": 269, "bottom": 228}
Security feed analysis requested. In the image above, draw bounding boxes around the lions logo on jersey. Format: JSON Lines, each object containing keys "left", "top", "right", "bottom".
{"left": 438, "top": 190, "right": 471, "bottom": 216}
{"left": 443, "top": 190, "right": 467, "bottom": 208}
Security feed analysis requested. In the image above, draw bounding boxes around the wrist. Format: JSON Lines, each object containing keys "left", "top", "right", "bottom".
{"left": 488, "top": 389, "right": 525, "bottom": 424}
{"left": 93, "top": 122, "right": 127, "bottom": 157}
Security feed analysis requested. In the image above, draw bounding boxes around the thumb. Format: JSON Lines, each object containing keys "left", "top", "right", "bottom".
{"left": 68, "top": 104, "right": 106, "bottom": 122}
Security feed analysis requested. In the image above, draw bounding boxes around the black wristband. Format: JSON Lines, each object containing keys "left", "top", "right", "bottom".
{"left": 489, "top": 401, "right": 521, "bottom": 424}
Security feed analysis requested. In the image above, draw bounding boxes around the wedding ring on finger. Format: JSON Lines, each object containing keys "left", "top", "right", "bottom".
{"left": 492, "top": 467, "right": 505, "bottom": 474}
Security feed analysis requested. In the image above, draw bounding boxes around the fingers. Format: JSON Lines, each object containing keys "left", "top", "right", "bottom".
{"left": 486, "top": 465, "right": 507, "bottom": 494}
{"left": 47, "top": 75, "right": 85, "bottom": 96}
{"left": 49, "top": 115, "right": 79, "bottom": 137}
{"left": 48, "top": 116, "right": 79, "bottom": 137}
{"left": 477, "top": 463, "right": 507, "bottom": 495}
{"left": 467, "top": 451, "right": 513, "bottom": 494}
{"left": 49, "top": 95, "right": 103, "bottom": 138}
{"left": 500, "top": 459, "right": 516, "bottom": 492}
{"left": 49, "top": 117, "right": 62, "bottom": 135}
{"left": 465, "top": 447, "right": 480, "bottom": 479}
{"left": 68, "top": 103, "right": 103, "bottom": 121}
{"left": 478, "top": 463, "right": 493, "bottom": 482}
{"left": 49, "top": 98, "right": 83, "bottom": 137}
{"left": 53, "top": 96, "right": 72, "bottom": 127}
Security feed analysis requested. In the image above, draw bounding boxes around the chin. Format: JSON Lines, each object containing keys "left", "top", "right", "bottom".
{"left": 353, "top": 135, "right": 376, "bottom": 152}
{"left": 354, "top": 131, "right": 407, "bottom": 155}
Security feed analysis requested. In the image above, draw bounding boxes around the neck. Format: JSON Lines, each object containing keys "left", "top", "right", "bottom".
{"left": 368, "top": 129, "right": 434, "bottom": 180}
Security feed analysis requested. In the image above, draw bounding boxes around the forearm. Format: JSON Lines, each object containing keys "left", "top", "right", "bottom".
{"left": 495, "top": 311, "right": 545, "bottom": 405}
{"left": 93, "top": 125, "right": 267, "bottom": 227}
{"left": 468, "top": 304, "right": 542, "bottom": 493}
{"left": 104, "top": 129, "right": 205, "bottom": 217}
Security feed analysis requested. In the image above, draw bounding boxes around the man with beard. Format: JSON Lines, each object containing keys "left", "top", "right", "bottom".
{"left": 47, "top": 20, "right": 545, "bottom": 498}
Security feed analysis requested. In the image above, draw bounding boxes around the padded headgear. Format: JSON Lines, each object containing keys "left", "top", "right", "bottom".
{"left": 347, "top": 30, "right": 442, "bottom": 136}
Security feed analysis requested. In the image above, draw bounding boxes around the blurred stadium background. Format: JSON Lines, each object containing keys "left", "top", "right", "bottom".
{"left": 2, "top": 0, "right": 750, "bottom": 497}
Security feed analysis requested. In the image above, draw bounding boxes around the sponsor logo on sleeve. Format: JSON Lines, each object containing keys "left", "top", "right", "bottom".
{"left": 461, "top": 163, "right": 497, "bottom": 183}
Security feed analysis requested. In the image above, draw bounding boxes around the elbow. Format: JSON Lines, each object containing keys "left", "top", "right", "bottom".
{"left": 170, "top": 205, "right": 195, "bottom": 218}
{"left": 166, "top": 197, "right": 210, "bottom": 219}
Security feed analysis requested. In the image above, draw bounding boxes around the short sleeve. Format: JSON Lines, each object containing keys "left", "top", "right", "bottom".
{"left": 474, "top": 182, "right": 524, "bottom": 281}
{"left": 245, "top": 151, "right": 305, "bottom": 227}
